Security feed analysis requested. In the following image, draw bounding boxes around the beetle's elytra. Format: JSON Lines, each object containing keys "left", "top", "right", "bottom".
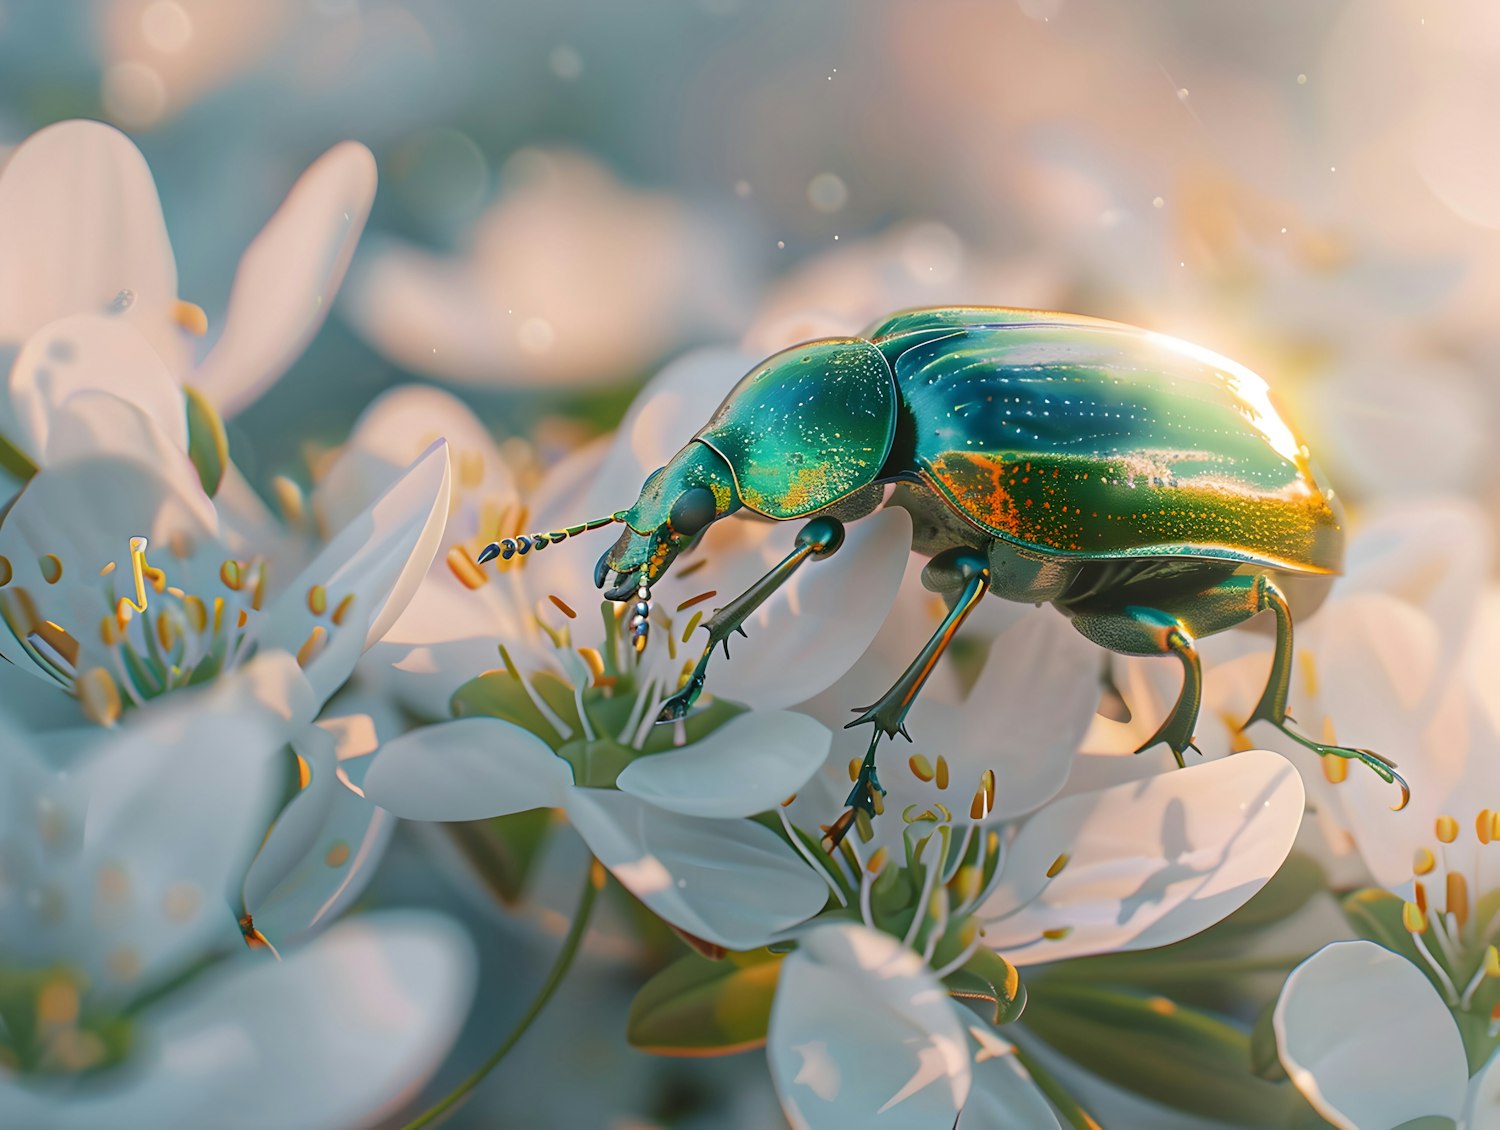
{"left": 480, "top": 306, "right": 1407, "bottom": 847}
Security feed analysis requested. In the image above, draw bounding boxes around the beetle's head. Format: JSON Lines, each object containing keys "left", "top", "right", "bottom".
{"left": 596, "top": 441, "right": 741, "bottom": 599}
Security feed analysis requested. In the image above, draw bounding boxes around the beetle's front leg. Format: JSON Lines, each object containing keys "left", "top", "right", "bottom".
{"left": 656, "top": 516, "right": 846, "bottom": 722}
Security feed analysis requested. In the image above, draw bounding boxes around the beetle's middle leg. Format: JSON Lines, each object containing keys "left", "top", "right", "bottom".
{"left": 656, "top": 516, "right": 846, "bottom": 722}
{"left": 829, "top": 547, "right": 991, "bottom": 848}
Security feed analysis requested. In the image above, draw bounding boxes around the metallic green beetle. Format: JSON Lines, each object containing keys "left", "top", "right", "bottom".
{"left": 480, "top": 306, "right": 1407, "bottom": 844}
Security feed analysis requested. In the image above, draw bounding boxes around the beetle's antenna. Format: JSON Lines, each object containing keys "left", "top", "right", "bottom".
{"left": 475, "top": 514, "right": 622, "bottom": 564}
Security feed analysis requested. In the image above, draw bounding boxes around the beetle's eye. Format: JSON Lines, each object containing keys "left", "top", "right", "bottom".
{"left": 669, "top": 487, "right": 717, "bottom": 537}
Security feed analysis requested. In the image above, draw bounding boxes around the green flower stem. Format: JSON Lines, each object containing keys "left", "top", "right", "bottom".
{"left": 401, "top": 858, "right": 605, "bottom": 1130}
{"left": 1008, "top": 1039, "right": 1102, "bottom": 1130}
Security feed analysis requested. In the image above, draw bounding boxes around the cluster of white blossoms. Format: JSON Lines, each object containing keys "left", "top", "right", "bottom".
{"left": 3, "top": 115, "right": 1497, "bottom": 1130}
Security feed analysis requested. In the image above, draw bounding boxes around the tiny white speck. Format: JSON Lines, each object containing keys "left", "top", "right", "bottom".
{"left": 1280, "top": 227, "right": 1287, "bottom": 234}
{"left": 1297, "top": 73, "right": 1307, "bottom": 85}
{"left": 1152, "top": 196, "right": 1165, "bottom": 209}
{"left": 1176, "top": 87, "right": 1189, "bottom": 101}
{"left": 777, "top": 240, "right": 785, "bottom": 250}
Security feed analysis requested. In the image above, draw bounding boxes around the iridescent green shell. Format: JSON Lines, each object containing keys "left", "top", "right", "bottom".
{"left": 692, "top": 338, "right": 896, "bottom": 519}
{"left": 868, "top": 308, "right": 1343, "bottom": 575}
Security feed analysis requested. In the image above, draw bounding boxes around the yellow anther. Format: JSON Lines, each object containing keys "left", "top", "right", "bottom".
{"left": 331, "top": 593, "right": 355, "bottom": 626}
{"left": 1487, "top": 946, "right": 1500, "bottom": 978}
{"left": 935, "top": 755, "right": 949, "bottom": 790}
{"left": 251, "top": 567, "right": 266, "bottom": 612}
{"left": 1146, "top": 997, "right": 1177, "bottom": 1017}
{"left": 577, "top": 647, "right": 605, "bottom": 682}
{"left": 1415, "top": 880, "right": 1429, "bottom": 912}
{"left": 236, "top": 608, "right": 248, "bottom": 629}
{"left": 297, "top": 625, "right": 328, "bottom": 668}
{"left": 867, "top": 847, "right": 887, "bottom": 874}
{"left": 1447, "top": 872, "right": 1471, "bottom": 928}
{"left": 272, "top": 475, "right": 306, "bottom": 526}
{"left": 78, "top": 668, "right": 121, "bottom": 727}
{"left": 1414, "top": 847, "right": 1436, "bottom": 876}
{"left": 970, "top": 787, "right": 988, "bottom": 821}
{"left": 681, "top": 610, "right": 703, "bottom": 643}
{"left": 219, "top": 559, "right": 244, "bottom": 592}
{"left": 0, "top": 555, "right": 11, "bottom": 586}
{"left": 1041, "top": 927, "right": 1073, "bottom": 941}
{"left": 173, "top": 300, "right": 208, "bottom": 336}
{"left": 98, "top": 561, "right": 116, "bottom": 577}
{"left": 1481, "top": 810, "right": 1497, "bottom": 846}
{"left": 1046, "top": 852, "right": 1071, "bottom": 879}
{"left": 982, "top": 768, "right": 996, "bottom": 811}
{"left": 36, "top": 977, "right": 80, "bottom": 1028}
{"left": 38, "top": 554, "right": 62, "bottom": 585}
{"left": 99, "top": 614, "right": 117, "bottom": 647}
{"left": 1437, "top": 815, "right": 1460, "bottom": 844}
{"left": 184, "top": 595, "right": 207, "bottom": 634}
{"left": 154, "top": 612, "right": 175, "bottom": 652}
{"left": 1322, "top": 756, "right": 1348, "bottom": 785}
{"left": 446, "top": 546, "right": 486, "bottom": 590}
{"left": 549, "top": 594, "right": 578, "bottom": 620}
{"left": 33, "top": 620, "right": 79, "bottom": 666}
{"left": 295, "top": 754, "right": 312, "bottom": 790}
{"left": 1299, "top": 651, "right": 1320, "bottom": 699}
{"left": 848, "top": 758, "right": 861, "bottom": 783}
{"left": 1402, "top": 900, "right": 1428, "bottom": 934}
{"left": 909, "top": 753, "right": 935, "bottom": 782}
{"left": 871, "top": 789, "right": 885, "bottom": 817}
{"left": 307, "top": 584, "right": 329, "bottom": 616}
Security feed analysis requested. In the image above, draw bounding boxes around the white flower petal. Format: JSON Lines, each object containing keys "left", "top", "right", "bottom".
{"left": 1274, "top": 940, "right": 1467, "bottom": 1130}
{"left": 616, "top": 711, "right": 831, "bottom": 818}
{"left": 241, "top": 716, "right": 394, "bottom": 945}
{"left": 978, "top": 749, "right": 1305, "bottom": 965}
{"left": 0, "top": 120, "right": 175, "bottom": 344}
{"left": 364, "top": 716, "right": 571, "bottom": 821}
{"left": 25, "top": 911, "right": 477, "bottom": 1130}
{"left": 769, "top": 923, "right": 971, "bottom": 1130}
{"left": 315, "top": 383, "right": 513, "bottom": 534}
{"left": 252, "top": 440, "right": 451, "bottom": 702}
{"left": 958, "top": 1037, "right": 1062, "bottom": 1130}
{"left": 1462, "top": 1049, "right": 1500, "bottom": 1130}
{"left": 11, "top": 315, "right": 186, "bottom": 461}
{"left": 194, "top": 142, "right": 377, "bottom": 417}
{"left": 567, "top": 788, "right": 826, "bottom": 948}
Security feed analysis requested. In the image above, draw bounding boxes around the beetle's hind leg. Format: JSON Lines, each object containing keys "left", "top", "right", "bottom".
{"left": 1242, "top": 576, "right": 1410, "bottom": 810}
{"left": 1069, "top": 606, "right": 1203, "bottom": 768}
{"left": 829, "top": 547, "right": 991, "bottom": 849}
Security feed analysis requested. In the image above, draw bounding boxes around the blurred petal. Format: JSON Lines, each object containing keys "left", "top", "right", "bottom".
{"left": 769, "top": 923, "right": 970, "bottom": 1130}
{"left": 13, "top": 912, "right": 477, "bottom": 1130}
{"left": 958, "top": 1037, "right": 1062, "bottom": 1130}
{"left": 616, "top": 711, "right": 830, "bottom": 818}
{"left": 241, "top": 714, "right": 394, "bottom": 945}
{"left": 978, "top": 749, "right": 1305, "bottom": 964}
{"left": 251, "top": 440, "right": 451, "bottom": 702}
{"left": 568, "top": 788, "right": 826, "bottom": 948}
{"left": 1463, "top": 1050, "right": 1500, "bottom": 1130}
{"left": 364, "top": 716, "right": 570, "bottom": 821}
{"left": 1274, "top": 941, "right": 1466, "bottom": 1130}
{"left": 0, "top": 120, "right": 175, "bottom": 344}
{"left": 194, "top": 142, "right": 377, "bottom": 416}
{"left": 11, "top": 315, "right": 186, "bottom": 461}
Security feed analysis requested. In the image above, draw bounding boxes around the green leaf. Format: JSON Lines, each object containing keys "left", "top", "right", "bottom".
{"left": 1223, "top": 853, "right": 1327, "bottom": 931}
{"left": 444, "top": 809, "right": 556, "bottom": 905}
{"left": 946, "top": 946, "right": 1027, "bottom": 1026}
{"left": 627, "top": 949, "right": 783, "bottom": 1056}
{"left": 1342, "top": 888, "right": 1424, "bottom": 968}
{"left": 1248, "top": 998, "right": 1288, "bottom": 1082}
{"left": 1021, "top": 983, "right": 1301, "bottom": 1123}
{"left": 184, "top": 386, "right": 229, "bottom": 497}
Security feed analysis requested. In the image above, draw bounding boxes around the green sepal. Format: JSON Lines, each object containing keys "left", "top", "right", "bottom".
{"left": 0, "top": 431, "right": 37, "bottom": 485}
{"left": 184, "top": 386, "right": 229, "bottom": 497}
{"left": 1248, "top": 998, "right": 1288, "bottom": 1082}
{"left": 945, "top": 946, "right": 1026, "bottom": 1026}
{"left": 444, "top": 808, "right": 555, "bottom": 906}
{"left": 451, "top": 669, "right": 578, "bottom": 747}
{"left": 1020, "top": 983, "right": 1301, "bottom": 1123}
{"left": 627, "top": 948, "right": 783, "bottom": 1056}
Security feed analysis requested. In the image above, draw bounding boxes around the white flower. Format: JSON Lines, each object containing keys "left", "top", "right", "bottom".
{"left": 767, "top": 752, "right": 1305, "bottom": 1128}
{"left": 0, "top": 658, "right": 477, "bottom": 1129}
{"left": 345, "top": 148, "right": 745, "bottom": 387}
{"left": 1275, "top": 940, "right": 1500, "bottom": 1130}
{"left": 0, "top": 117, "right": 374, "bottom": 486}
